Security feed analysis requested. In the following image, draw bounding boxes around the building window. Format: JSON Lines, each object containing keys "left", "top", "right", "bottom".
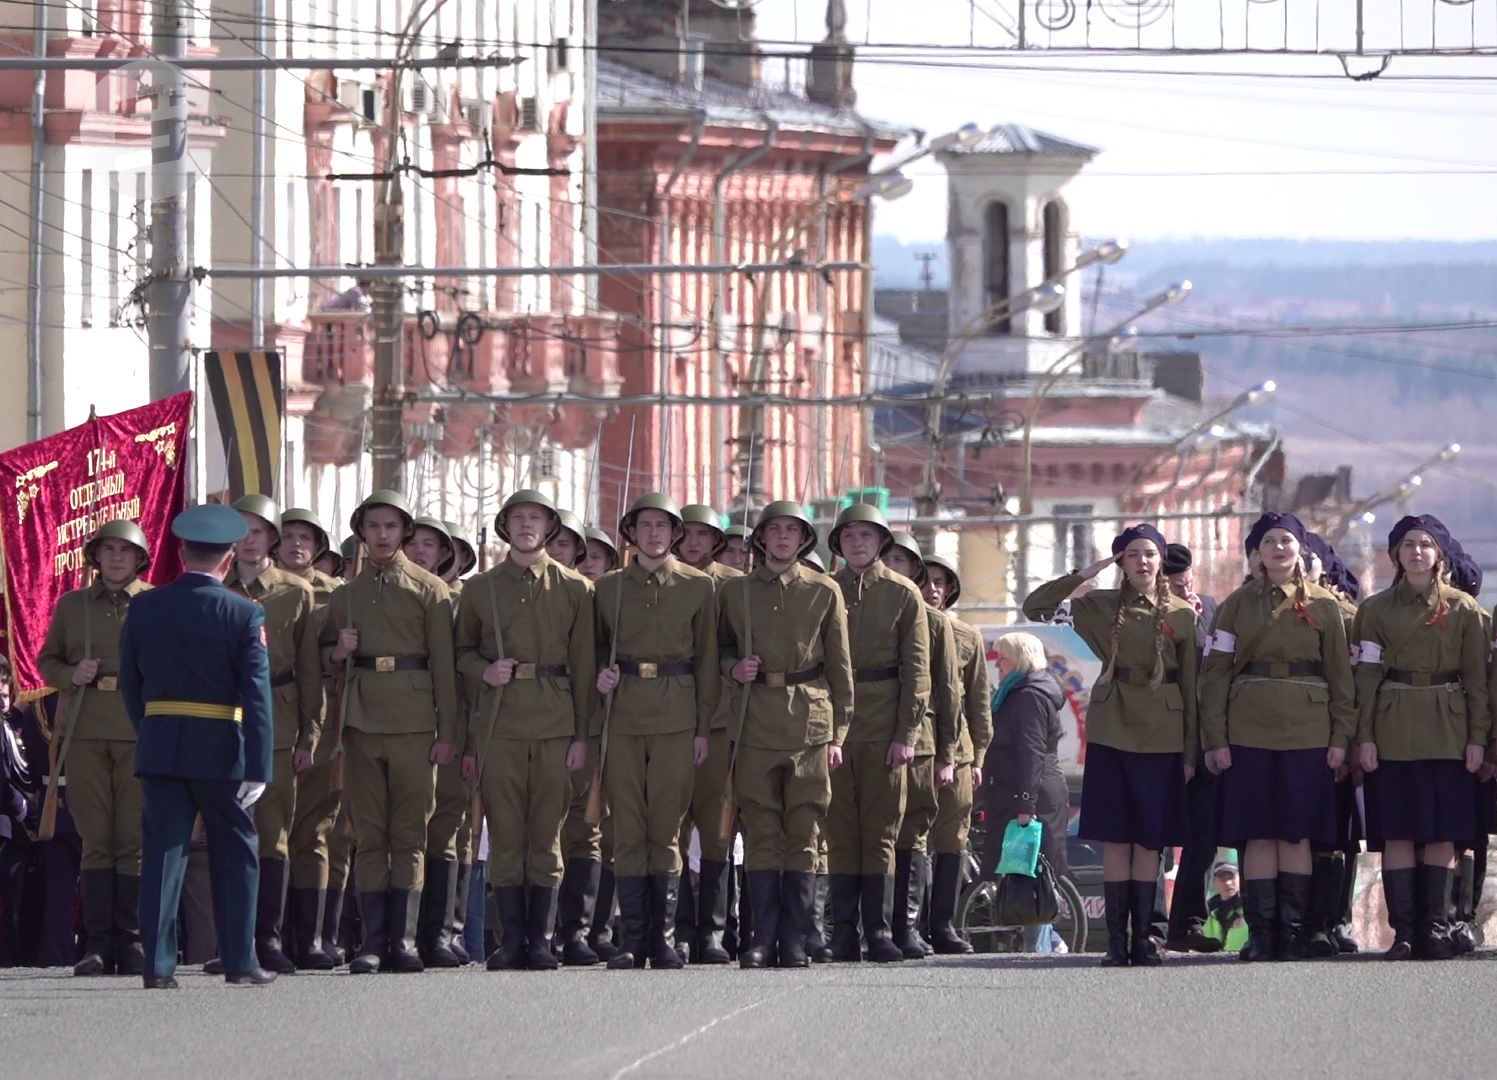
{"left": 1053, "top": 504, "right": 1095, "bottom": 575}
{"left": 983, "top": 201, "right": 1010, "bottom": 335}
{"left": 1042, "top": 200, "right": 1065, "bottom": 335}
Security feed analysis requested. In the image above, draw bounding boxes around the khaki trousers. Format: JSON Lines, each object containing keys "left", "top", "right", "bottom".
{"left": 288, "top": 759, "right": 343, "bottom": 889}
{"left": 343, "top": 728, "right": 436, "bottom": 892}
{"left": 606, "top": 730, "right": 695, "bottom": 876}
{"left": 425, "top": 760, "right": 467, "bottom": 862}
{"left": 253, "top": 748, "right": 297, "bottom": 859}
{"left": 327, "top": 806, "right": 353, "bottom": 892}
{"left": 734, "top": 743, "right": 831, "bottom": 873}
{"left": 561, "top": 736, "right": 603, "bottom": 863}
{"left": 682, "top": 728, "right": 733, "bottom": 863}
{"left": 480, "top": 736, "right": 572, "bottom": 888}
{"left": 931, "top": 764, "right": 975, "bottom": 855}
{"left": 826, "top": 740, "right": 906, "bottom": 876}
{"left": 69, "top": 738, "right": 142, "bottom": 874}
{"left": 896, "top": 755, "right": 938, "bottom": 850}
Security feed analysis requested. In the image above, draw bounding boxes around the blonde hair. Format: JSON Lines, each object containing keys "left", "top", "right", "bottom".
{"left": 996, "top": 632, "right": 1048, "bottom": 675}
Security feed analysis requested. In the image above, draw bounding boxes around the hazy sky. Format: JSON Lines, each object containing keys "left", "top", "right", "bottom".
{"left": 750, "top": 0, "right": 1497, "bottom": 243}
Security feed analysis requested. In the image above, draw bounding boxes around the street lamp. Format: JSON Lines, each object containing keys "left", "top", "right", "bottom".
{"left": 852, "top": 170, "right": 914, "bottom": 201}
{"left": 1328, "top": 443, "right": 1461, "bottom": 540}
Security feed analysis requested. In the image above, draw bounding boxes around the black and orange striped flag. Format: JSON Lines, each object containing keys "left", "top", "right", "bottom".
{"left": 204, "top": 350, "right": 283, "bottom": 499}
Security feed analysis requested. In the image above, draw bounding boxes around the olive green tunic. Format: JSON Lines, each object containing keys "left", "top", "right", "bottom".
{"left": 832, "top": 562, "right": 932, "bottom": 748}
{"left": 1199, "top": 580, "right": 1356, "bottom": 753}
{"left": 1024, "top": 572, "right": 1199, "bottom": 764}
{"left": 949, "top": 618, "right": 994, "bottom": 766}
{"left": 38, "top": 578, "right": 153, "bottom": 741}
{"left": 1352, "top": 579, "right": 1491, "bottom": 761}
{"left": 227, "top": 564, "right": 323, "bottom": 753}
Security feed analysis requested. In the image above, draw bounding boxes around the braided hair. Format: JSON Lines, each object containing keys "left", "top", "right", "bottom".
{"left": 1097, "top": 560, "right": 1172, "bottom": 690}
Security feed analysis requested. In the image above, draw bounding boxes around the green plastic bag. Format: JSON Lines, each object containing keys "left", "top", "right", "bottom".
{"left": 995, "top": 818, "right": 1043, "bottom": 878}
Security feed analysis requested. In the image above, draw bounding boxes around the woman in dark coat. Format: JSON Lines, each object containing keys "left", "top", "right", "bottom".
{"left": 982, "top": 631, "right": 1070, "bottom": 884}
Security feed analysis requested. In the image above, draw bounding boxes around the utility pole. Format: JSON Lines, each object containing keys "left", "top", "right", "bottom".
{"left": 148, "top": 0, "right": 192, "bottom": 401}
{"left": 249, "top": 0, "right": 267, "bottom": 349}
{"left": 915, "top": 251, "right": 937, "bottom": 293}
{"left": 370, "top": 75, "right": 407, "bottom": 493}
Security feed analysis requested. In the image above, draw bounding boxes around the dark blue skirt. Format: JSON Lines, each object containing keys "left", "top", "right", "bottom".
{"left": 1078, "top": 743, "right": 1189, "bottom": 850}
{"left": 1459, "top": 777, "right": 1497, "bottom": 849}
{"left": 1364, "top": 759, "right": 1477, "bottom": 846}
{"left": 1213, "top": 745, "right": 1337, "bottom": 849}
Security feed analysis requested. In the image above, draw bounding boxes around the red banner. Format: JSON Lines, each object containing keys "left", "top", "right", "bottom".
{"left": 0, "top": 393, "right": 193, "bottom": 700}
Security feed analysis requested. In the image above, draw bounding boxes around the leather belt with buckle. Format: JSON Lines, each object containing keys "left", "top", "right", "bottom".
{"left": 618, "top": 661, "right": 694, "bottom": 679}
{"left": 755, "top": 663, "right": 825, "bottom": 688}
{"left": 270, "top": 670, "right": 297, "bottom": 688}
{"left": 94, "top": 675, "right": 119, "bottom": 692}
{"left": 1112, "top": 667, "right": 1180, "bottom": 687}
{"left": 512, "top": 663, "right": 569, "bottom": 680}
{"left": 353, "top": 656, "right": 429, "bottom": 673}
{"left": 1242, "top": 662, "right": 1323, "bottom": 679}
{"left": 1386, "top": 668, "right": 1462, "bottom": 689}
{"left": 855, "top": 666, "right": 901, "bottom": 684}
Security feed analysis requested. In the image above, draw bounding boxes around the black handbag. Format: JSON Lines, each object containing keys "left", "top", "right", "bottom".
{"left": 993, "top": 853, "right": 1061, "bottom": 927}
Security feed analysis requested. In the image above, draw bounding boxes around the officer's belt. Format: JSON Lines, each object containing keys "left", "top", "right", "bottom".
{"left": 1111, "top": 666, "right": 1180, "bottom": 687}
{"left": 617, "top": 660, "right": 694, "bottom": 679}
{"left": 144, "top": 701, "right": 243, "bottom": 723}
{"left": 855, "top": 666, "right": 901, "bottom": 684}
{"left": 1385, "top": 668, "right": 1462, "bottom": 688}
{"left": 754, "top": 663, "right": 824, "bottom": 688}
{"left": 511, "top": 664, "right": 569, "bottom": 680}
{"left": 92, "top": 676, "right": 118, "bottom": 692}
{"left": 270, "top": 670, "right": 297, "bottom": 688}
{"left": 1241, "top": 662, "right": 1322, "bottom": 679}
{"left": 352, "top": 655, "right": 428, "bottom": 673}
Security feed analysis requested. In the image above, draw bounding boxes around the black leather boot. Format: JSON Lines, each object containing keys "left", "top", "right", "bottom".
{"left": 778, "top": 871, "right": 814, "bottom": 968}
{"left": 1100, "top": 881, "right": 1130, "bottom": 967}
{"left": 1417, "top": 864, "right": 1455, "bottom": 961}
{"left": 928, "top": 853, "right": 972, "bottom": 954}
{"left": 75, "top": 868, "right": 116, "bottom": 976}
{"left": 739, "top": 869, "right": 781, "bottom": 969}
{"left": 349, "top": 891, "right": 388, "bottom": 974}
{"left": 1331, "top": 850, "right": 1360, "bottom": 953}
{"left": 1276, "top": 872, "right": 1312, "bottom": 961}
{"left": 890, "top": 849, "right": 922, "bottom": 958}
{"left": 558, "top": 858, "right": 601, "bottom": 966}
{"left": 450, "top": 863, "right": 472, "bottom": 964}
{"left": 861, "top": 874, "right": 905, "bottom": 963}
{"left": 419, "top": 860, "right": 461, "bottom": 968}
{"left": 1240, "top": 878, "right": 1277, "bottom": 963}
{"left": 291, "top": 889, "right": 336, "bottom": 970}
{"left": 828, "top": 873, "right": 863, "bottom": 961}
{"left": 608, "top": 876, "right": 648, "bottom": 970}
{"left": 486, "top": 886, "right": 528, "bottom": 970}
{"left": 1451, "top": 854, "right": 1477, "bottom": 954}
{"left": 321, "top": 886, "right": 346, "bottom": 966}
{"left": 805, "top": 873, "right": 834, "bottom": 963}
{"left": 387, "top": 889, "right": 425, "bottom": 972}
{"left": 646, "top": 874, "right": 685, "bottom": 969}
{"left": 114, "top": 873, "right": 145, "bottom": 976}
{"left": 694, "top": 859, "right": 732, "bottom": 964}
{"left": 910, "top": 850, "right": 934, "bottom": 957}
{"left": 1128, "top": 879, "right": 1163, "bottom": 967}
{"left": 674, "top": 867, "right": 697, "bottom": 964}
{"left": 525, "top": 885, "right": 559, "bottom": 970}
{"left": 253, "top": 858, "right": 296, "bottom": 974}
{"left": 1304, "top": 854, "right": 1340, "bottom": 958}
{"left": 590, "top": 867, "right": 619, "bottom": 961}
{"left": 1382, "top": 866, "right": 1416, "bottom": 961}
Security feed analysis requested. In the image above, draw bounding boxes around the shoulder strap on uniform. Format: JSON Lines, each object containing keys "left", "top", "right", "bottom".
{"left": 1230, "top": 592, "right": 1299, "bottom": 679}
{"left": 1378, "top": 601, "right": 1434, "bottom": 670}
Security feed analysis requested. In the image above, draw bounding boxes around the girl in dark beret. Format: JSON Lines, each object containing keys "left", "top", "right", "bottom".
{"left": 1352, "top": 515, "right": 1490, "bottom": 961}
{"left": 1023, "top": 523, "right": 1198, "bottom": 967}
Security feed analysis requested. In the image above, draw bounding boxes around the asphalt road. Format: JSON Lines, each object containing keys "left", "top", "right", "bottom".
{"left": 3, "top": 952, "right": 1495, "bottom": 1080}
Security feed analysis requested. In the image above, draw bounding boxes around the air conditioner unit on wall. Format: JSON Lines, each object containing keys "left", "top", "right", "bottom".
{"left": 337, "top": 79, "right": 362, "bottom": 112}
{"left": 409, "top": 80, "right": 445, "bottom": 121}
{"left": 461, "top": 97, "right": 487, "bottom": 132}
{"left": 519, "top": 96, "right": 540, "bottom": 132}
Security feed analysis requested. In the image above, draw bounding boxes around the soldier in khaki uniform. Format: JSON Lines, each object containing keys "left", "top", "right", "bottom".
{"left": 825, "top": 505, "right": 931, "bottom": 964}
{"left": 671, "top": 503, "right": 742, "bottom": 965}
{"left": 718, "top": 501, "right": 855, "bottom": 969}
{"left": 594, "top": 494, "right": 718, "bottom": 970}
{"left": 402, "top": 515, "right": 466, "bottom": 968}
{"left": 881, "top": 530, "right": 960, "bottom": 959}
{"left": 456, "top": 490, "right": 595, "bottom": 971}
{"left": 440, "top": 519, "right": 478, "bottom": 962}
{"left": 442, "top": 521, "right": 479, "bottom": 590}
{"left": 225, "top": 495, "right": 323, "bottom": 974}
{"left": 718, "top": 524, "right": 753, "bottom": 573}
{"left": 323, "top": 490, "right": 460, "bottom": 974}
{"left": 921, "top": 555, "right": 993, "bottom": 954}
{"left": 38, "top": 520, "right": 154, "bottom": 977}
{"left": 276, "top": 507, "right": 344, "bottom": 969}
{"left": 547, "top": 509, "right": 587, "bottom": 569}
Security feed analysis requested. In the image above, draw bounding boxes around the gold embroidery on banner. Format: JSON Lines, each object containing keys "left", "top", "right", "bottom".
{"left": 13, "top": 460, "right": 59, "bottom": 524}
{"left": 134, "top": 423, "right": 179, "bottom": 467}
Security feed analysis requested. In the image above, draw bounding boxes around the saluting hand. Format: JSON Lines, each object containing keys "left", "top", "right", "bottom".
{"left": 597, "top": 665, "right": 621, "bottom": 695}
{"left": 731, "top": 656, "right": 762, "bottom": 684}
{"left": 430, "top": 741, "right": 455, "bottom": 766}
{"left": 331, "top": 628, "right": 359, "bottom": 663}
{"left": 1358, "top": 742, "right": 1379, "bottom": 773}
{"left": 483, "top": 658, "right": 517, "bottom": 687}
{"left": 71, "top": 658, "right": 99, "bottom": 687}
{"left": 1079, "top": 555, "right": 1122, "bottom": 581}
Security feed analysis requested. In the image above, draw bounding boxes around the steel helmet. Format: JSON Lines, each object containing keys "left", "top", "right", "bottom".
{"left": 553, "top": 509, "right": 587, "bottom": 550}
{"left": 675, "top": 503, "right": 728, "bottom": 559}
{"left": 751, "top": 500, "right": 819, "bottom": 561}
{"left": 584, "top": 526, "right": 620, "bottom": 570}
{"left": 801, "top": 550, "right": 826, "bottom": 574}
{"left": 351, "top": 489, "right": 415, "bottom": 539}
{"left": 410, "top": 515, "right": 456, "bottom": 576}
{"left": 279, "top": 508, "right": 331, "bottom": 558}
{"left": 443, "top": 520, "right": 478, "bottom": 577}
{"left": 84, "top": 519, "right": 152, "bottom": 574}
{"left": 340, "top": 535, "right": 360, "bottom": 563}
{"left": 922, "top": 554, "right": 962, "bottom": 608}
{"left": 495, "top": 489, "right": 560, "bottom": 545}
{"left": 620, "top": 492, "right": 684, "bottom": 547}
{"left": 886, "top": 530, "right": 930, "bottom": 588}
{"left": 231, "top": 493, "right": 282, "bottom": 537}
{"left": 829, "top": 502, "right": 893, "bottom": 560}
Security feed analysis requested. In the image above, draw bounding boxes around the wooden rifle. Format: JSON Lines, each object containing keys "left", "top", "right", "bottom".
{"left": 328, "top": 536, "right": 365, "bottom": 793}
{"left": 719, "top": 434, "right": 756, "bottom": 843}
